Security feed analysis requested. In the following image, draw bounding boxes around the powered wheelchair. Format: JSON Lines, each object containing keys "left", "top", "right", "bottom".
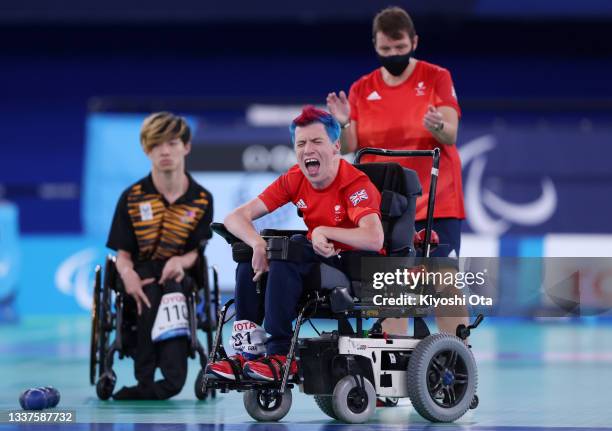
{"left": 89, "top": 251, "right": 220, "bottom": 400}
{"left": 204, "top": 148, "right": 482, "bottom": 423}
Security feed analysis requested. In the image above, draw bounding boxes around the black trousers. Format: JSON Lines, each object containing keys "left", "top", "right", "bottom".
{"left": 130, "top": 279, "right": 189, "bottom": 400}
{"left": 234, "top": 235, "right": 374, "bottom": 355}
{"left": 234, "top": 235, "right": 345, "bottom": 355}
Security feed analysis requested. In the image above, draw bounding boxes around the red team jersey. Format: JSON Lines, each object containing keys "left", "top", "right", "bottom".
{"left": 349, "top": 60, "right": 465, "bottom": 221}
{"left": 258, "top": 159, "right": 381, "bottom": 252}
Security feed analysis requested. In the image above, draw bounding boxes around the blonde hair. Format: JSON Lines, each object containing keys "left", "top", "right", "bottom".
{"left": 140, "top": 111, "right": 191, "bottom": 153}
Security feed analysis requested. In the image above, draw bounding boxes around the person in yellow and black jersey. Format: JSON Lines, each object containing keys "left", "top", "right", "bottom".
{"left": 106, "top": 112, "right": 213, "bottom": 400}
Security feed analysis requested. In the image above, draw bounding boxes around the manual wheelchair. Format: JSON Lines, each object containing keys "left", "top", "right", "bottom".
{"left": 89, "top": 251, "right": 220, "bottom": 400}
{"left": 203, "top": 148, "right": 482, "bottom": 423}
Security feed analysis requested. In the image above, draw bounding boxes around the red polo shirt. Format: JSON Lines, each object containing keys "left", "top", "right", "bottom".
{"left": 259, "top": 159, "right": 381, "bottom": 252}
{"left": 349, "top": 60, "right": 465, "bottom": 221}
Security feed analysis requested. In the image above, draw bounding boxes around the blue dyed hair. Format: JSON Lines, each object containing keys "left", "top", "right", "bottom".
{"left": 289, "top": 105, "right": 341, "bottom": 145}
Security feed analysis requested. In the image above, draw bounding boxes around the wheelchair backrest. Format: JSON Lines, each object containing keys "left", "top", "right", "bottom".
{"left": 354, "top": 163, "right": 422, "bottom": 256}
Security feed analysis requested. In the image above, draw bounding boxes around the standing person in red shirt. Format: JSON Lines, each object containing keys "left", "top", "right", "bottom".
{"left": 206, "top": 106, "right": 384, "bottom": 382}
{"left": 326, "top": 6, "right": 467, "bottom": 337}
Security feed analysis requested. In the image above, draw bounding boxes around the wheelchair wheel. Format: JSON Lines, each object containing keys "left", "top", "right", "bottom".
{"left": 194, "top": 369, "right": 213, "bottom": 400}
{"left": 92, "top": 258, "right": 115, "bottom": 399}
{"left": 89, "top": 265, "right": 102, "bottom": 385}
{"left": 331, "top": 375, "right": 376, "bottom": 424}
{"left": 96, "top": 274, "right": 112, "bottom": 377}
{"left": 406, "top": 333, "right": 477, "bottom": 423}
{"left": 243, "top": 388, "right": 292, "bottom": 422}
{"left": 314, "top": 395, "right": 338, "bottom": 420}
{"left": 96, "top": 371, "right": 116, "bottom": 400}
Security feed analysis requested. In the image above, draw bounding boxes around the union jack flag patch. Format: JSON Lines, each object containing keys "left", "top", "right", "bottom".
{"left": 349, "top": 189, "right": 369, "bottom": 206}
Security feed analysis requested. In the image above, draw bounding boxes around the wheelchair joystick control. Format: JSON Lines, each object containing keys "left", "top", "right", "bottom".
{"left": 456, "top": 314, "right": 484, "bottom": 340}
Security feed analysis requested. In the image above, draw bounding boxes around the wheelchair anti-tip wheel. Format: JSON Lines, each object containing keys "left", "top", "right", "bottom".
{"left": 96, "top": 371, "right": 116, "bottom": 400}
{"left": 243, "top": 388, "right": 292, "bottom": 422}
{"left": 407, "top": 333, "right": 477, "bottom": 422}
{"left": 470, "top": 394, "right": 479, "bottom": 409}
{"left": 314, "top": 395, "right": 338, "bottom": 420}
{"left": 331, "top": 375, "right": 376, "bottom": 424}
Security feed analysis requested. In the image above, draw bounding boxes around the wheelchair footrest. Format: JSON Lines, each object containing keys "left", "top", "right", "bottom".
{"left": 206, "top": 377, "right": 298, "bottom": 393}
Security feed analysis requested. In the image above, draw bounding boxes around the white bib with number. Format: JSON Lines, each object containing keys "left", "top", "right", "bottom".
{"left": 151, "top": 292, "right": 189, "bottom": 342}
{"left": 231, "top": 320, "right": 267, "bottom": 357}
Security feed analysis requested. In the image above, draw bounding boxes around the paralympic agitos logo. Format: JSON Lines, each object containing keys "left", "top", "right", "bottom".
{"left": 55, "top": 248, "right": 99, "bottom": 310}
{"left": 459, "top": 135, "right": 557, "bottom": 235}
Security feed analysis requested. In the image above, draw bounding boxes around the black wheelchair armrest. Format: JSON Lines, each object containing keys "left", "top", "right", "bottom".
{"left": 266, "top": 236, "right": 304, "bottom": 261}
{"left": 211, "top": 222, "right": 253, "bottom": 262}
{"left": 211, "top": 222, "right": 241, "bottom": 244}
{"left": 261, "top": 230, "right": 308, "bottom": 261}
{"left": 260, "top": 228, "right": 308, "bottom": 237}
{"left": 215, "top": 224, "right": 309, "bottom": 263}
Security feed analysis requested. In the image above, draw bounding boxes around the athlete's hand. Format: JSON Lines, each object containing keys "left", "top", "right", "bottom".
{"left": 326, "top": 91, "right": 350, "bottom": 127}
{"left": 423, "top": 105, "right": 444, "bottom": 133}
{"left": 312, "top": 227, "right": 339, "bottom": 258}
{"left": 121, "top": 268, "right": 154, "bottom": 316}
{"left": 160, "top": 256, "right": 185, "bottom": 285}
{"left": 252, "top": 240, "right": 269, "bottom": 282}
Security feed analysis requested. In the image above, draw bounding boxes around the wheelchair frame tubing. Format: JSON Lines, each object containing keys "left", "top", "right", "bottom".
{"left": 208, "top": 266, "right": 221, "bottom": 353}
{"left": 354, "top": 147, "right": 441, "bottom": 258}
{"left": 199, "top": 298, "right": 235, "bottom": 394}
{"left": 99, "top": 268, "right": 115, "bottom": 377}
{"left": 280, "top": 297, "right": 318, "bottom": 393}
{"left": 207, "top": 298, "right": 235, "bottom": 369}
{"left": 188, "top": 290, "right": 208, "bottom": 365}
{"left": 114, "top": 293, "right": 124, "bottom": 358}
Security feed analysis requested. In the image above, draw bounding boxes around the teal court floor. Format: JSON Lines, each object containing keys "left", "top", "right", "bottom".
{"left": 2, "top": 316, "right": 612, "bottom": 430}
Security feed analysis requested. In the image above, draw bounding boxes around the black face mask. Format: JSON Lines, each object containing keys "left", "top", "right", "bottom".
{"left": 377, "top": 51, "right": 412, "bottom": 77}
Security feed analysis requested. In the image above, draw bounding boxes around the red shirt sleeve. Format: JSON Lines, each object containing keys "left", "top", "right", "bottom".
{"left": 434, "top": 69, "right": 461, "bottom": 117}
{"left": 345, "top": 178, "right": 381, "bottom": 226}
{"left": 348, "top": 80, "right": 361, "bottom": 122}
{"left": 258, "top": 173, "right": 292, "bottom": 212}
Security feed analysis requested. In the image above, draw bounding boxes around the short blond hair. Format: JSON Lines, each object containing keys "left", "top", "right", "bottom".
{"left": 140, "top": 112, "right": 191, "bottom": 153}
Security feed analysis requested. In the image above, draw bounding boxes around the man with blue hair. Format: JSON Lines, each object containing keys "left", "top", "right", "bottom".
{"left": 207, "top": 106, "right": 384, "bottom": 381}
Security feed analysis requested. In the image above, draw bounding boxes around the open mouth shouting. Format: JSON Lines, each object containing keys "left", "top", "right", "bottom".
{"left": 304, "top": 158, "right": 321, "bottom": 176}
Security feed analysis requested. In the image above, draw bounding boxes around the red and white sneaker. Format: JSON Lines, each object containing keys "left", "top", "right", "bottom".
{"left": 205, "top": 354, "right": 247, "bottom": 380}
{"left": 243, "top": 354, "right": 298, "bottom": 381}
